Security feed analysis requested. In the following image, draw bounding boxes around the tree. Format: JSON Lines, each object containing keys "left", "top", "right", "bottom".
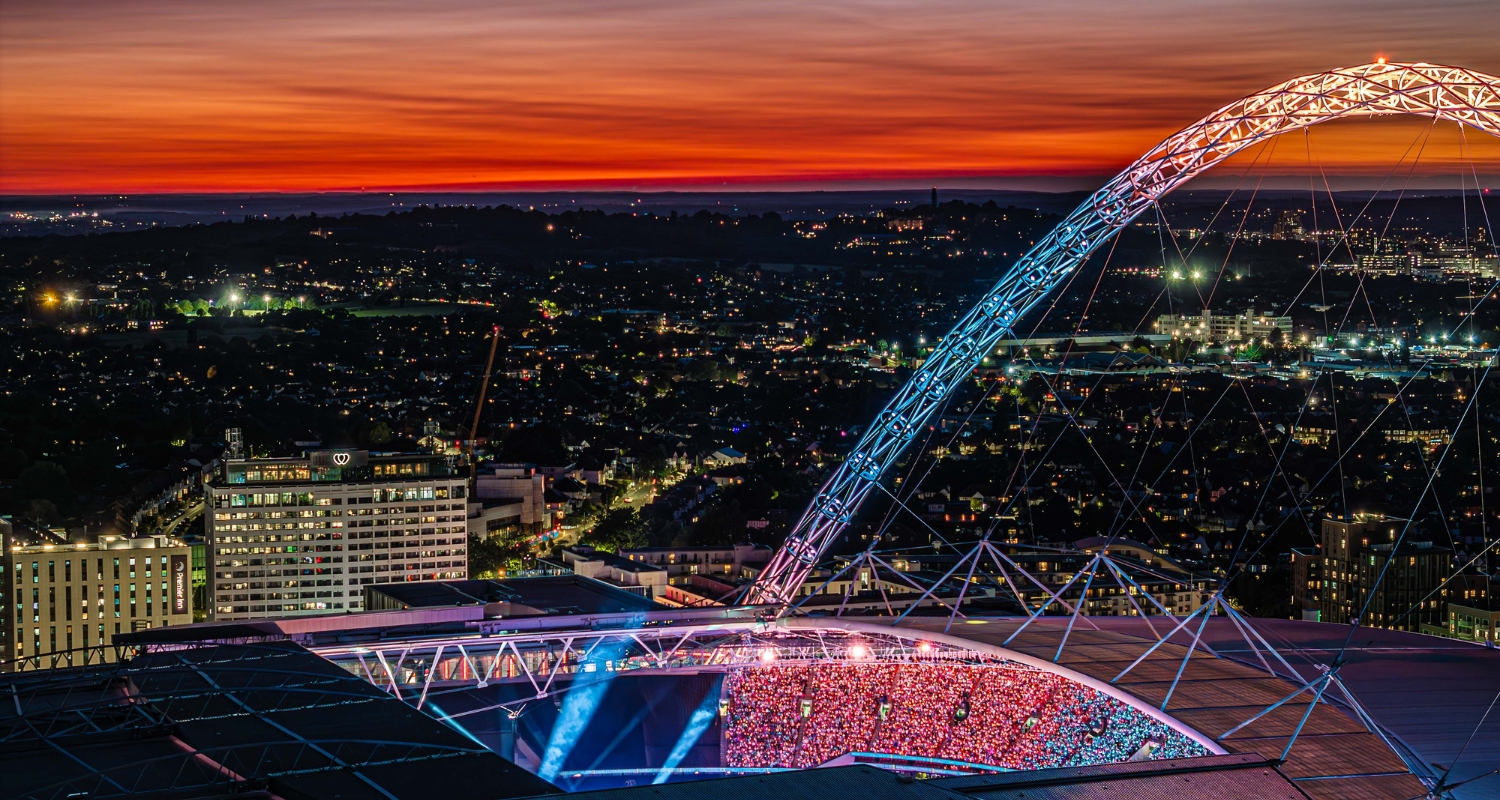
{"left": 0, "top": 447, "right": 29, "bottom": 479}
{"left": 24, "top": 499, "right": 61, "bottom": 526}
{"left": 467, "top": 529, "right": 535, "bottom": 577}
{"left": 581, "top": 508, "right": 646, "bottom": 552}
{"left": 16, "top": 461, "right": 73, "bottom": 510}
{"left": 363, "top": 421, "right": 392, "bottom": 446}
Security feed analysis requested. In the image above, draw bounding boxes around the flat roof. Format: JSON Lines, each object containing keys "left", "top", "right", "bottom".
{"left": 370, "top": 575, "right": 663, "bottom": 615}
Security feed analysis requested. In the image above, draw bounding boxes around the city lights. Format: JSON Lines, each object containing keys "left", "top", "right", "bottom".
{"left": 2, "top": 47, "right": 1497, "bottom": 799}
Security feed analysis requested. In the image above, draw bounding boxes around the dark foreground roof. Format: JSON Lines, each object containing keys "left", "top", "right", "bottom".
{"left": 534, "top": 755, "right": 1305, "bottom": 800}
{"left": 1, "top": 641, "right": 559, "bottom": 800}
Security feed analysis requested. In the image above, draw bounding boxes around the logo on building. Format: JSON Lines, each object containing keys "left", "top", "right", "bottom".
{"left": 171, "top": 554, "right": 189, "bottom": 614}
{"left": 310, "top": 449, "right": 367, "bottom": 469}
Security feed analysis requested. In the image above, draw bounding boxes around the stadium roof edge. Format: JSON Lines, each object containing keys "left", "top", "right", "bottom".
{"left": 528, "top": 756, "right": 1308, "bottom": 800}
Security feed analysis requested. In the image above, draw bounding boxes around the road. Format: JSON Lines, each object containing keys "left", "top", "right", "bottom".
{"left": 160, "top": 500, "right": 204, "bottom": 538}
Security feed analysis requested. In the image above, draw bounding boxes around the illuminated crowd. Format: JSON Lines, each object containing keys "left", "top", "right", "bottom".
{"left": 722, "top": 662, "right": 1206, "bottom": 770}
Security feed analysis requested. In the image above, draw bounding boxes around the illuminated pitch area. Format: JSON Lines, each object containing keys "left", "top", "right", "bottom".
{"left": 721, "top": 663, "right": 1207, "bottom": 772}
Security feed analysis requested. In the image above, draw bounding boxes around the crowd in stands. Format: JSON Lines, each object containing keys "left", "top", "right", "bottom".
{"left": 722, "top": 662, "right": 1205, "bottom": 770}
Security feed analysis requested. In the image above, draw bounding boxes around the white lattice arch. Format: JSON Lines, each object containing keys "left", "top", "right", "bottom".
{"left": 749, "top": 62, "right": 1500, "bottom": 607}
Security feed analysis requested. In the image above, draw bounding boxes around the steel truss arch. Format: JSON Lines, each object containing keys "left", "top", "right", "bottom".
{"left": 748, "top": 61, "right": 1500, "bottom": 606}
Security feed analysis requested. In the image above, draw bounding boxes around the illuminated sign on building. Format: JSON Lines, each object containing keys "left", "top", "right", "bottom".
{"left": 309, "top": 450, "right": 368, "bottom": 469}
{"left": 172, "top": 554, "right": 189, "bottom": 615}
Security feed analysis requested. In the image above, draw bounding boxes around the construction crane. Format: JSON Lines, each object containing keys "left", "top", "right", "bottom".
{"left": 467, "top": 325, "right": 502, "bottom": 484}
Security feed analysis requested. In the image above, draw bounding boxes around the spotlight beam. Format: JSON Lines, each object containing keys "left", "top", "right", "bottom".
{"left": 653, "top": 678, "right": 725, "bottom": 785}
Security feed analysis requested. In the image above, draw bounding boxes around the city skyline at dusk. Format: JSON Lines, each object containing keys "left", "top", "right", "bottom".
{"left": 4, "top": 0, "right": 1500, "bottom": 194}
{"left": 2, "top": 6, "right": 1499, "bottom": 799}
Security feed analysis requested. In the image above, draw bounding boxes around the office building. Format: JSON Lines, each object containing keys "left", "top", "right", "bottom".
{"left": 2, "top": 532, "right": 192, "bottom": 670}
{"left": 205, "top": 449, "right": 468, "bottom": 621}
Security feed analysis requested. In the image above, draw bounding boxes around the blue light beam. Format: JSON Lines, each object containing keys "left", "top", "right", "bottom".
{"left": 538, "top": 635, "right": 634, "bottom": 782}
{"left": 652, "top": 677, "right": 724, "bottom": 785}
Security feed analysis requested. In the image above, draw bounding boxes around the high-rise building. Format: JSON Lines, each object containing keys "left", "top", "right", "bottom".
{"left": 1317, "top": 514, "right": 1451, "bottom": 632}
{"left": 205, "top": 450, "right": 468, "bottom": 621}
{"left": 1, "top": 532, "right": 193, "bottom": 671}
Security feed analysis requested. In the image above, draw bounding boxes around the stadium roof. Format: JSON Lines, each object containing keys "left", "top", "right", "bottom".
{"left": 890, "top": 616, "right": 1500, "bottom": 800}
{"left": 1, "top": 641, "right": 558, "bottom": 800}
{"left": 534, "top": 756, "right": 1307, "bottom": 800}
{"left": 103, "top": 598, "right": 1500, "bottom": 799}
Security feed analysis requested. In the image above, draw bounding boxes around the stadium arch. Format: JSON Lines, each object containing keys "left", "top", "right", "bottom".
{"left": 748, "top": 61, "right": 1500, "bottom": 606}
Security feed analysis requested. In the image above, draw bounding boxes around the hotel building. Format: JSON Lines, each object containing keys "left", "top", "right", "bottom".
{"left": 205, "top": 450, "right": 468, "bottom": 621}
{"left": 2, "top": 532, "right": 193, "bottom": 671}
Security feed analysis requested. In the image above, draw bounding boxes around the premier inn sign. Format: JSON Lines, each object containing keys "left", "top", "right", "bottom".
{"left": 309, "top": 450, "right": 369, "bottom": 469}
{"left": 171, "top": 554, "right": 189, "bottom": 615}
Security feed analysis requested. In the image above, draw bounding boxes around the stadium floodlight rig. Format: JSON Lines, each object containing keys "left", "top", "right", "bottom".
{"left": 746, "top": 61, "right": 1500, "bottom": 608}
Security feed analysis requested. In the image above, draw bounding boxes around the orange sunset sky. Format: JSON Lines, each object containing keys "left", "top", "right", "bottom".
{"left": 3, "top": 0, "right": 1500, "bottom": 194}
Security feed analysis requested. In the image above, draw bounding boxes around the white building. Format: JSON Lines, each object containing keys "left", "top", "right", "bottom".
{"left": 709, "top": 447, "right": 747, "bottom": 466}
{"left": 205, "top": 450, "right": 468, "bottom": 620}
{"left": 1155, "top": 309, "right": 1292, "bottom": 343}
{"left": 558, "top": 546, "right": 667, "bottom": 597}
{"left": 469, "top": 464, "right": 554, "bottom": 536}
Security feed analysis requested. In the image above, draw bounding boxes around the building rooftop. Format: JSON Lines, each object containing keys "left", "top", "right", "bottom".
{"left": 369, "top": 574, "right": 663, "bottom": 616}
{"left": 623, "top": 543, "right": 771, "bottom": 554}
{"left": 564, "top": 545, "right": 669, "bottom": 575}
{"left": 6, "top": 533, "right": 187, "bottom": 554}
{"left": 216, "top": 449, "right": 460, "bottom": 486}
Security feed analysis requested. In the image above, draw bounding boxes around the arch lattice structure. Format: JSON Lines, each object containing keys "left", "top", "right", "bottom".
{"left": 747, "top": 61, "right": 1500, "bottom": 607}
